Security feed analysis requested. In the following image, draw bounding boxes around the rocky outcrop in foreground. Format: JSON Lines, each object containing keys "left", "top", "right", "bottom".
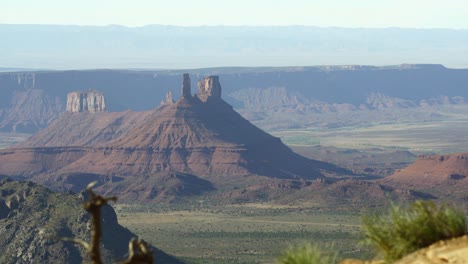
{"left": 0, "top": 179, "right": 180, "bottom": 264}
{"left": 394, "top": 235, "right": 468, "bottom": 264}
{"left": 341, "top": 235, "right": 468, "bottom": 264}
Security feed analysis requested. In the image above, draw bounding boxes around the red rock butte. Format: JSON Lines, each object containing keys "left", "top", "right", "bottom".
{"left": 383, "top": 153, "right": 468, "bottom": 188}
{"left": 0, "top": 74, "right": 347, "bottom": 195}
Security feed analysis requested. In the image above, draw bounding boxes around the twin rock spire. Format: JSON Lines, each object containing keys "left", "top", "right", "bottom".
{"left": 180, "top": 73, "right": 222, "bottom": 102}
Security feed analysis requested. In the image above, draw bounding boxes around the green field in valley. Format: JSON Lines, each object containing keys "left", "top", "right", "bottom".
{"left": 271, "top": 120, "right": 468, "bottom": 154}
{"left": 115, "top": 204, "right": 373, "bottom": 264}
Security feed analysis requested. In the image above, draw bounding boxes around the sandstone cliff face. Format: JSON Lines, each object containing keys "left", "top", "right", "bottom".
{"left": 66, "top": 90, "right": 106, "bottom": 113}
{"left": 197, "top": 76, "right": 222, "bottom": 102}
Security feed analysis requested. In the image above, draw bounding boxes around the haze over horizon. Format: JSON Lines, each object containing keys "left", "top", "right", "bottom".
{"left": 1, "top": 24, "right": 467, "bottom": 69}
{"left": 2, "top": 0, "right": 468, "bottom": 69}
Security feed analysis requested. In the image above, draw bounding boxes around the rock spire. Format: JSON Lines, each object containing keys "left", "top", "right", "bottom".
{"left": 161, "top": 91, "right": 175, "bottom": 105}
{"left": 181, "top": 73, "right": 191, "bottom": 98}
{"left": 197, "top": 76, "right": 222, "bottom": 102}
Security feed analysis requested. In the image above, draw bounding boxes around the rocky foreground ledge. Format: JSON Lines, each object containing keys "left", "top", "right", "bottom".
{"left": 341, "top": 235, "right": 468, "bottom": 264}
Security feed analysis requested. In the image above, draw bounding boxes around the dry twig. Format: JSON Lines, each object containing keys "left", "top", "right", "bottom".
{"left": 63, "top": 181, "right": 117, "bottom": 264}
{"left": 62, "top": 181, "right": 155, "bottom": 264}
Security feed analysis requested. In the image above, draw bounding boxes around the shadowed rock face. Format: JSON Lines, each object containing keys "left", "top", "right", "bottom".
{"left": 181, "top": 73, "right": 191, "bottom": 98}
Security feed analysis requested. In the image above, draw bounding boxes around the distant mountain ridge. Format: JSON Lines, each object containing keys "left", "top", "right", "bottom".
{"left": 1, "top": 24, "right": 468, "bottom": 68}
{"left": 1, "top": 65, "right": 468, "bottom": 132}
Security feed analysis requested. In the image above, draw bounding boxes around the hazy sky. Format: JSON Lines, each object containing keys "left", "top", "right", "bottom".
{"left": 2, "top": 0, "right": 468, "bottom": 28}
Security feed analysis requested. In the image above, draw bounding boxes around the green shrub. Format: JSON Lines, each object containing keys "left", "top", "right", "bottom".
{"left": 362, "top": 200, "right": 467, "bottom": 263}
{"left": 277, "top": 243, "right": 337, "bottom": 264}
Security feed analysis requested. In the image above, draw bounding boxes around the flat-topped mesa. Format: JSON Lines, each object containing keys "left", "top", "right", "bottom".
{"left": 197, "top": 76, "right": 222, "bottom": 102}
{"left": 66, "top": 90, "right": 106, "bottom": 113}
{"left": 181, "top": 73, "right": 192, "bottom": 99}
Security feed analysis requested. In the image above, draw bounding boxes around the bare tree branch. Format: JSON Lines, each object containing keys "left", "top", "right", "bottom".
{"left": 63, "top": 181, "right": 154, "bottom": 264}
{"left": 83, "top": 181, "right": 117, "bottom": 264}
